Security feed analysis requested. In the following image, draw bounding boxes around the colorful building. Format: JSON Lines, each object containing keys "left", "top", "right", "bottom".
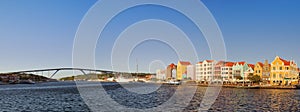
{"left": 254, "top": 62, "right": 264, "bottom": 77}
{"left": 270, "top": 56, "right": 298, "bottom": 85}
{"left": 195, "top": 60, "right": 216, "bottom": 82}
{"left": 215, "top": 61, "right": 225, "bottom": 81}
{"left": 221, "top": 62, "right": 235, "bottom": 82}
{"left": 166, "top": 63, "right": 177, "bottom": 80}
{"left": 156, "top": 69, "right": 166, "bottom": 80}
{"left": 176, "top": 61, "right": 191, "bottom": 80}
{"left": 232, "top": 62, "right": 249, "bottom": 79}
{"left": 254, "top": 60, "right": 271, "bottom": 83}
{"left": 187, "top": 65, "right": 196, "bottom": 80}
{"left": 244, "top": 64, "right": 255, "bottom": 80}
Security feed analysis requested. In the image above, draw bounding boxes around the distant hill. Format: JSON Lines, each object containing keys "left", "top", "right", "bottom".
{"left": 0, "top": 73, "right": 55, "bottom": 83}
{"left": 59, "top": 73, "right": 155, "bottom": 81}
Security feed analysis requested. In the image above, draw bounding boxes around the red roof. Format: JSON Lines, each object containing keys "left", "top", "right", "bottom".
{"left": 168, "top": 63, "right": 176, "bottom": 68}
{"left": 248, "top": 64, "right": 255, "bottom": 69}
{"left": 225, "top": 62, "right": 235, "bottom": 67}
{"left": 236, "top": 61, "right": 246, "bottom": 65}
{"left": 216, "top": 61, "right": 225, "bottom": 65}
{"left": 279, "top": 58, "right": 291, "bottom": 66}
{"left": 257, "top": 62, "right": 264, "bottom": 67}
{"left": 198, "top": 62, "right": 203, "bottom": 64}
{"left": 179, "top": 61, "right": 191, "bottom": 65}
{"left": 206, "top": 60, "right": 214, "bottom": 63}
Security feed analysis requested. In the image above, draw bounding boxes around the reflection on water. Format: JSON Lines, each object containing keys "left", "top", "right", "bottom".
{"left": 0, "top": 82, "right": 299, "bottom": 111}
{"left": 202, "top": 89, "right": 300, "bottom": 111}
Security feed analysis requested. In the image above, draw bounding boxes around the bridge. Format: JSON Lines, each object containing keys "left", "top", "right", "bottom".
{"left": 5, "top": 68, "right": 115, "bottom": 79}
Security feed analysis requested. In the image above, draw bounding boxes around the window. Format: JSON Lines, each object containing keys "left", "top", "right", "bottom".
{"left": 279, "top": 74, "right": 282, "bottom": 78}
{"left": 280, "top": 67, "right": 282, "bottom": 70}
{"left": 273, "top": 67, "right": 276, "bottom": 70}
{"left": 286, "top": 67, "right": 289, "bottom": 70}
{"left": 273, "top": 74, "right": 276, "bottom": 78}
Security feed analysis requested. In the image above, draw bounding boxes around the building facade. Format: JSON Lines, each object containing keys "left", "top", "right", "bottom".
{"left": 232, "top": 62, "right": 249, "bottom": 79}
{"left": 195, "top": 60, "right": 216, "bottom": 82}
{"left": 254, "top": 62, "right": 264, "bottom": 77}
{"left": 244, "top": 64, "right": 255, "bottom": 80}
{"left": 166, "top": 63, "right": 177, "bottom": 80}
{"left": 187, "top": 65, "right": 196, "bottom": 80}
{"left": 156, "top": 69, "right": 166, "bottom": 80}
{"left": 221, "top": 62, "right": 235, "bottom": 82}
{"left": 270, "top": 56, "right": 298, "bottom": 85}
{"left": 254, "top": 60, "right": 271, "bottom": 83}
{"left": 215, "top": 61, "right": 225, "bottom": 81}
{"left": 176, "top": 61, "right": 191, "bottom": 80}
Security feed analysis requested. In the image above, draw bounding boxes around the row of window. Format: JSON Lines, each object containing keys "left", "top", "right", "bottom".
{"left": 221, "top": 72, "right": 233, "bottom": 74}
{"left": 197, "top": 68, "right": 213, "bottom": 70}
{"left": 197, "top": 63, "right": 214, "bottom": 67}
{"left": 199, "top": 72, "right": 213, "bottom": 75}
{"left": 255, "top": 70, "right": 261, "bottom": 73}
{"left": 273, "top": 74, "right": 296, "bottom": 80}
{"left": 272, "top": 74, "right": 283, "bottom": 78}
{"left": 221, "top": 68, "right": 232, "bottom": 70}
{"left": 272, "top": 67, "right": 290, "bottom": 70}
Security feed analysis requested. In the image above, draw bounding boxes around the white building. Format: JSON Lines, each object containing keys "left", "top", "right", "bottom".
{"left": 221, "top": 62, "right": 235, "bottom": 82}
{"left": 196, "top": 60, "right": 216, "bottom": 82}
{"left": 156, "top": 69, "right": 166, "bottom": 80}
{"left": 187, "top": 65, "right": 196, "bottom": 80}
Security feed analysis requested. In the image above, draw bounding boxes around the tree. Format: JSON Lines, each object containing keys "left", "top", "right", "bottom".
{"left": 249, "top": 75, "right": 261, "bottom": 83}
{"left": 235, "top": 76, "right": 243, "bottom": 80}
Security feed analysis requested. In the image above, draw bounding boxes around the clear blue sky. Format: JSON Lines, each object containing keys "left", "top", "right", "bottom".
{"left": 0, "top": 0, "right": 300, "bottom": 77}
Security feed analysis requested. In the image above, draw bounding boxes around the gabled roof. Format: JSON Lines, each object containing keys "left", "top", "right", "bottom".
{"left": 225, "top": 62, "right": 235, "bottom": 67}
{"left": 205, "top": 60, "right": 214, "bottom": 63}
{"left": 257, "top": 62, "right": 264, "bottom": 67}
{"left": 279, "top": 58, "right": 291, "bottom": 66}
{"left": 179, "top": 61, "right": 191, "bottom": 65}
{"left": 168, "top": 63, "right": 176, "bottom": 68}
{"left": 236, "top": 61, "right": 246, "bottom": 65}
{"left": 248, "top": 64, "right": 255, "bottom": 69}
{"left": 216, "top": 61, "right": 225, "bottom": 65}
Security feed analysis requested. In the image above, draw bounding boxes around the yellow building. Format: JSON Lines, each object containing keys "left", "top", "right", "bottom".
{"left": 254, "top": 60, "right": 271, "bottom": 83}
{"left": 270, "top": 56, "right": 298, "bottom": 85}
{"left": 176, "top": 61, "right": 191, "bottom": 80}
{"left": 254, "top": 62, "right": 264, "bottom": 77}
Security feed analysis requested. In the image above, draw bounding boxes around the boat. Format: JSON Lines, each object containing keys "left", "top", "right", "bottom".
{"left": 115, "top": 77, "right": 133, "bottom": 83}
{"left": 167, "top": 80, "right": 181, "bottom": 85}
